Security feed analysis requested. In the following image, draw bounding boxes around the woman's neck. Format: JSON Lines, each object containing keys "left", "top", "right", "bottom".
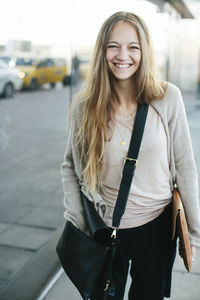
{"left": 112, "top": 78, "right": 138, "bottom": 115}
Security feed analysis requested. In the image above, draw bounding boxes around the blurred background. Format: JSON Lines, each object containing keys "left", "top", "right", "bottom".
{"left": 0, "top": 0, "right": 200, "bottom": 299}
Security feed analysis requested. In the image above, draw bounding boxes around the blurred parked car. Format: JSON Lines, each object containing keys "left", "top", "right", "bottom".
{"left": 13, "top": 57, "right": 68, "bottom": 89}
{"left": 0, "top": 61, "right": 23, "bottom": 98}
{"left": 0, "top": 55, "right": 16, "bottom": 68}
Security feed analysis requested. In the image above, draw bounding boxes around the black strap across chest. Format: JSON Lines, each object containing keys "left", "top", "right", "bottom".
{"left": 112, "top": 103, "right": 149, "bottom": 228}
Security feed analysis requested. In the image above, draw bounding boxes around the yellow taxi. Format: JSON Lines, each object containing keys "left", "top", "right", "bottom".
{"left": 15, "top": 57, "right": 68, "bottom": 89}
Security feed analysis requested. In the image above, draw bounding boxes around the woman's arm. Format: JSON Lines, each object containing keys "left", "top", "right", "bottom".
{"left": 60, "top": 114, "right": 87, "bottom": 232}
{"left": 173, "top": 88, "right": 200, "bottom": 248}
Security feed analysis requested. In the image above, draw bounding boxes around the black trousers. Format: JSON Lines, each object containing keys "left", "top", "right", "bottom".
{"left": 92, "top": 203, "right": 177, "bottom": 300}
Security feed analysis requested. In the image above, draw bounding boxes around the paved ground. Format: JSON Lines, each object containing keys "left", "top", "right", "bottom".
{"left": 0, "top": 83, "right": 72, "bottom": 296}
{"left": 0, "top": 83, "right": 200, "bottom": 299}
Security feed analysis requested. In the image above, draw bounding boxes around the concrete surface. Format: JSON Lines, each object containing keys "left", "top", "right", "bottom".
{"left": 0, "top": 84, "right": 71, "bottom": 295}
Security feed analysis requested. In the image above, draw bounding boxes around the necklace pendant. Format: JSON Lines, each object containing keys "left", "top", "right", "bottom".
{"left": 120, "top": 140, "right": 126, "bottom": 145}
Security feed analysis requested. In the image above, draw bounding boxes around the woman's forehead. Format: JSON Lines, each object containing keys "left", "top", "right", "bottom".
{"left": 108, "top": 21, "right": 140, "bottom": 43}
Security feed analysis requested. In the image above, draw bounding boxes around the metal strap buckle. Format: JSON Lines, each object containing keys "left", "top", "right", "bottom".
{"left": 124, "top": 157, "right": 138, "bottom": 167}
{"left": 111, "top": 227, "right": 118, "bottom": 239}
{"left": 104, "top": 280, "right": 110, "bottom": 292}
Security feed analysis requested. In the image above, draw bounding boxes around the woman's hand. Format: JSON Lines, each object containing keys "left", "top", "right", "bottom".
{"left": 179, "top": 243, "right": 196, "bottom": 263}
{"left": 191, "top": 245, "right": 196, "bottom": 262}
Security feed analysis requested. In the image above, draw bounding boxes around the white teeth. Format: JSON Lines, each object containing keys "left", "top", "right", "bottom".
{"left": 115, "top": 64, "right": 131, "bottom": 68}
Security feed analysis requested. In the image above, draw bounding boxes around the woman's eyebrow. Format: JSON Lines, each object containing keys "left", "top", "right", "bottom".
{"left": 107, "top": 41, "right": 140, "bottom": 45}
{"left": 107, "top": 41, "right": 119, "bottom": 44}
{"left": 129, "top": 41, "right": 140, "bottom": 45}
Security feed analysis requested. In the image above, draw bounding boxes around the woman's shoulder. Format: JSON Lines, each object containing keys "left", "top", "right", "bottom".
{"left": 165, "top": 82, "right": 182, "bottom": 101}
{"left": 150, "top": 82, "right": 186, "bottom": 125}
{"left": 151, "top": 81, "right": 183, "bottom": 111}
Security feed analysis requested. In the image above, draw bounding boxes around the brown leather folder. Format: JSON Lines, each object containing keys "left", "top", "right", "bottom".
{"left": 172, "top": 188, "right": 192, "bottom": 272}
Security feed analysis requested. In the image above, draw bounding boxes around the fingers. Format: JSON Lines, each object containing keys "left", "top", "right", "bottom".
{"left": 191, "top": 245, "right": 196, "bottom": 262}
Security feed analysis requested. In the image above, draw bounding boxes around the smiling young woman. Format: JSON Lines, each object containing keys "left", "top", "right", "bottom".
{"left": 106, "top": 21, "right": 141, "bottom": 82}
{"left": 105, "top": 21, "right": 142, "bottom": 117}
{"left": 60, "top": 11, "right": 200, "bottom": 300}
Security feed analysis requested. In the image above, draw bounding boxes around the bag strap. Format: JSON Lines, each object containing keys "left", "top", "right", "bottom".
{"left": 112, "top": 103, "right": 149, "bottom": 230}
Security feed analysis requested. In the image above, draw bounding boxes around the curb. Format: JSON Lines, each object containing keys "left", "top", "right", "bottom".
{"left": 0, "top": 226, "right": 63, "bottom": 300}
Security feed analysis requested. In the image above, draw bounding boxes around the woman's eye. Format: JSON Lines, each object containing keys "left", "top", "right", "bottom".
{"left": 130, "top": 46, "right": 140, "bottom": 50}
{"left": 107, "top": 45, "right": 118, "bottom": 48}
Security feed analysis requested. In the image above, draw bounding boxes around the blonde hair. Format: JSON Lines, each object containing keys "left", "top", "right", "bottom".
{"left": 73, "top": 11, "right": 167, "bottom": 194}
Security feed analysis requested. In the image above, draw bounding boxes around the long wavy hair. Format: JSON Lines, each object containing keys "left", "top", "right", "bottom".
{"left": 73, "top": 11, "right": 167, "bottom": 195}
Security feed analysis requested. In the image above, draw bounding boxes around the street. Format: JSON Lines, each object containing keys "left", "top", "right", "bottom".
{"left": 0, "top": 84, "right": 200, "bottom": 299}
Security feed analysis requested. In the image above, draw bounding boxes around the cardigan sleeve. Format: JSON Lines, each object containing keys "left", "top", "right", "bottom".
{"left": 60, "top": 111, "right": 87, "bottom": 232}
{"left": 173, "top": 88, "right": 200, "bottom": 247}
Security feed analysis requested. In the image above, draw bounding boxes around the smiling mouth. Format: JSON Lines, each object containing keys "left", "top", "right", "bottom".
{"left": 113, "top": 63, "right": 133, "bottom": 69}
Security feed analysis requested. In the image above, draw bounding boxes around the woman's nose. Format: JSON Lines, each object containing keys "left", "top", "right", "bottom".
{"left": 116, "top": 47, "right": 129, "bottom": 60}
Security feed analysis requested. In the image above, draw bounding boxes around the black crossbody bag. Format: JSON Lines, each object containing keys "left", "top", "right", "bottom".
{"left": 56, "top": 103, "right": 149, "bottom": 299}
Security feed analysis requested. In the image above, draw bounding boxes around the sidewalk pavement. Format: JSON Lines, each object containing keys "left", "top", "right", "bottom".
{"left": 0, "top": 86, "right": 71, "bottom": 299}
{"left": 43, "top": 249, "right": 200, "bottom": 300}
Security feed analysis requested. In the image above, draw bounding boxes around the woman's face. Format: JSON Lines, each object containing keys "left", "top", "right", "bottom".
{"left": 106, "top": 21, "right": 141, "bottom": 82}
